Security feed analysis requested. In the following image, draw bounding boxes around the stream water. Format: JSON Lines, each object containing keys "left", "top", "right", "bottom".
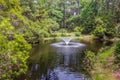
{"left": 17, "top": 39, "right": 111, "bottom": 80}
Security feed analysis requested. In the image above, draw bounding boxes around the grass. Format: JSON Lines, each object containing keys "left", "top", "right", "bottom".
{"left": 97, "top": 46, "right": 114, "bottom": 60}
{"left": 86, "top": 46, "right": 116, "bottom": 80}
{"left": 91, "top": 62, "right": 115, "bottom": 80}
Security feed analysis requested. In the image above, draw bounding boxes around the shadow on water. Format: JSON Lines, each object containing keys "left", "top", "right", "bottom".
{"left": 17, "top": 39, "right": 112, "bottom": 80}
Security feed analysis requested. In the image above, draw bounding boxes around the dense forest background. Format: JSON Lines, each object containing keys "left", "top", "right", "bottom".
{"left": 0, "top": 0, "right": 120, "bottom": 80}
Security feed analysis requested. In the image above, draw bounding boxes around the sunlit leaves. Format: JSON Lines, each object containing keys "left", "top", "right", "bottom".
{"left": 0, "top": 33, "right": 31, "bottom": 79}
{"left": 115, "top": 42, "right": 120, "bottom": 63}
{"left": 0, "top": 0, "right": 31, "bottom": 79}
{"left": 0, "top": 18, "right": 14, "bottom": 32}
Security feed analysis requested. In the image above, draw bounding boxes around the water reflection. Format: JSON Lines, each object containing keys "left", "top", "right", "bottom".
{"left": 50, "top": 44, "right": 87, "bottom": 80}
{"left": 53, "top": 46, "right": 84, "bottom": 66}
{"left": 18, "top": 41, "right": 89, "bottom": 80}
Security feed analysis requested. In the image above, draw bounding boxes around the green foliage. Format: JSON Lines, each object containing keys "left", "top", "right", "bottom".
{"left": 75, "top": 32, "right": 81, "bottom": 36}
{"left": 114, "top": 42, "right": 120, "bottom": 63}
{"left": 50, "top": 33, "right": 61, "bottom": 37}
{"left": 84, "top": 46, "right": 115, "bottom": 80}
{"left": 60, "top": 33, "right": 67, "bottom": 37}
{"left": 116, "top": 24, "right": 120, "bottom": 38}
{"left": 92, "top": 17, "right": 106, "bottom": 38}
{"left": 20, "top": 0, "right": 60, "bottom": 39}
{"left": 48, "top": 9, "right": 63, "bottom": 24}
{"left": 96, "top": 46, "right": 114, "bottom": 67}
{"left": 66, "top": 15, "right": 81, "bottom": 28}
{"left": 74, "top": 26, "right": 83, "bottom": 32}
{"left": 0, "top": 0, "right": 120, "bottom": 79}
{"left": 26, "top": 19, "right": 59, "bottom": 39}
{"left": 50, "top": 33, "right": 58, "bottom": 37}
{"left": 0, "top": 19, "right": 31, "bottom": 80}
{"left": 80, "top": 0, "right": 98, "bottom": 34}
{"left": 58, "top": 29, "right": 67, "bottom": 33}
{"left": 92, "top": 74, "right": 114, "bottom": 80}
{"left": 92, "top": 13, "right": 116, "bottom": 39}
{"left": 0, "top": 0, "right": 32, "bottom": 79}
{"left": 83, "top": 51, "right": 96, "bottom": 71}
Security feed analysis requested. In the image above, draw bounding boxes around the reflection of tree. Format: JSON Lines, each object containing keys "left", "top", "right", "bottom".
{"left": 28, "top": 64, "right": 59, "bottom": 80}
{"left": 26, "top": 45, "right": 58, "bottom": 80}
{"left": 25, "top": 44, "right": 87, "bottom": 80}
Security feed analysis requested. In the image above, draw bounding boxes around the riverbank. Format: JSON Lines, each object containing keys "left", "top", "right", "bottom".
{"left": 42, "top": 34, "right": 120, "bottom": 42}
{"left": 27, "top": 32, "right": 120, "bottom": 45}
{"left": 84, "top": 46, "right": 115, "bottom": 80}
{"left": 79, "top": 35, "right": 120, "bottom": 80}
{"left": 42, "top": 35, "right": 93, "bottom": 41}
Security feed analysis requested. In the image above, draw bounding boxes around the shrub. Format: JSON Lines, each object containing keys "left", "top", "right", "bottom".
{"left": 74, "top": 26, "right": 83, "bottom": 32}
{"left": 50, "top": 33, "right": 61, "bottom": 37}
{"left": 92, "top": 16, "right": 115, "bottom": 39}
{"left": 0, "top": 33, "right": 31, "bottom": 80}
{"left": 61, "top": 33, "right": 67, "bottom": 37}
{"left": 92, "top": 26, "right": 106, "bottom": 38}
{"left": 0, "top": 19, "right": 31, "bottom": 80}
{"left": 116, "top": 24, "right": 120, "bottom": 38}
{"left": 75, "top": 32, "right": 81, "bottom": 36}
{"left": 114, "top": 42, "right": 120, "bottom": 63}
{"left": 39, "top": 31, "right": 50, "bottom": 38}
{"left": 83, "top": 51, "right": 96, "bottom": 71}
{"left": 58, "top": 29, "right": 67, "bottom": 33}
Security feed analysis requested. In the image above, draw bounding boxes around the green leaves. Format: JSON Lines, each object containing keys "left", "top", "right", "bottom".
{"left": 0, "top": 0, "right": 31, "bottom": 79}
{"left": 0, "top": 18, "right": 14, "bottom": 31}
{"left": 92, "top": 13, "right": 116, "bottom": 39}
{"left": 0, "top": 32, "right": 31, "bottom": 80}
{"left": 0, "top": 24, "right": 31, "bottom": 80}
{"left": 114, "top": 42, "right": 120, "bottom": 63}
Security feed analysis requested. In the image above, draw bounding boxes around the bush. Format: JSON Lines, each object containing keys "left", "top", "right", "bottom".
{"left": 61, "top": 33, "right": 67, "bottom": 37}
{"left": 58, "top": 29, "right": 67, "bottom": 33}
{"left": 116, "top": 24, "right": 120, "bottom": 38}
{"left": 83, "top": 46, "right": 115, "bottom": 80}
{"left": 92, "top": 26, "right": 106, "bottom": 38}
{"left": 83, "top": 51, "right": 96, "bottom": 71}
{"left": 0, "top": 19, "right": 31, "bottom": 80}
{"left": 92, "top": 16, "right": 115, "bottom": 39}
{"left": 0, "top": 34, "right": 31, "bottom": 80}
{"left": 75, "top": 32, "right": 81, "bottom": 36}
{"left": 74, "top": 26, "right": 83, "bottom": 32}
{"left": 39, "top": 31, "right": 50, "bottom": 38}
{"left": 50, "top": 33, "right": 61, "bottom": 37}
{"left": 114, "top": 42, "right": 120, "bottom": 63}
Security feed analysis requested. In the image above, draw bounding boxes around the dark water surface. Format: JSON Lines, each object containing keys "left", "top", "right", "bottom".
{"left": 18, "top": 39, "right": 111, "bottom": 80}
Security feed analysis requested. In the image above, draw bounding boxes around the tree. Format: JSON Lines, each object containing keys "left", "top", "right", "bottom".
{"left": 0, "top": 0, "right": 31, "bottom": 79}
